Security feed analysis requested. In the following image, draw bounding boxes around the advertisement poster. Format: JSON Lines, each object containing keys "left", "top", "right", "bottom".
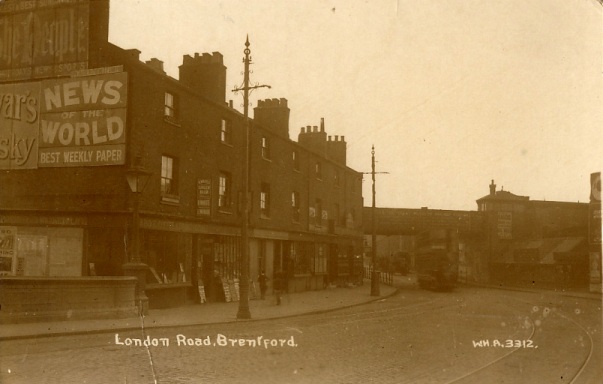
{"left": 0, "top": 226, "right": 16, "bottom": 275}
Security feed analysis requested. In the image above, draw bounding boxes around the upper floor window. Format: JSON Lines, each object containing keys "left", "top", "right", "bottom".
{"left": 260, "top": 183, "right": 271, "bottom": 218}
{"left": 161, "top": 155, "right": 178, "bottom": 196}
{"left": 315, "top": 198, "right": 323, "bottom": 226}
{"left": 218, "top": 172, "right": 232, "bottom": 209}
{"left": 334, "top": 170, "right": 341, "bottom": 186}
{"left": 334, "top": 203, "right": 341, "bottom": 225}
{"left": 221, "top": 119, "right": 232, "bottom": 144}
{"left": 292, "top": 150, "right": 300, "bottom": 171}
{"left": 261, "top": 136, "right": 270, "bottom": 159}
{"left": 164, "top": 92, "right": 178, "bottom": 121}
{"left": 315, "top": 162, "right": 322, "bottom": 180}
{"left": 292, "top": 191, "right": 300, "bottom": 222}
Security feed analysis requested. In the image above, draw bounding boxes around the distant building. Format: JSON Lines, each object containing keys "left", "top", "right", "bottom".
{"left": 363, "top": 180, "right": 590, "bottom": 289}
{"left": 476, "top": 180, "right": 589, "bottom": 288}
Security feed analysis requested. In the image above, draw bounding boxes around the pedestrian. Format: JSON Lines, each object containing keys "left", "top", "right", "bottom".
{"left": 274, "top": 270, "right": 284, "bottom": 305}
{"left": 258, "top": 270, "right": 268, "bottom": 299}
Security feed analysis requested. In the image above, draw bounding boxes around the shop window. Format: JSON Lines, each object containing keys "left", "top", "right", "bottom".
{"left": 261, "top": 183, "right": 271, "bottom": 218}
{"left": 291, "top": 191, "right": 300, "bottom": 222}
{"left": 218, "top": 172, "right": 232, "bottom": 209}
{"left": 213, "top": 236, "right": 241, "bottom": 280}
{"left": 143, "top": 231, "right": 190, "bottom": 284}
{"left": 161, "top": 155, "right": 179, "bottom": 197}
{"left": 0, "top": 227, "right": 83, "bottom": 277}
{"left": 221, "top": 119, "right": 232, "bottom": 145}
{"left": 291, "top": 242, "right": 311, "bottom": 275}
{"left": 313, "top": 244, "right": 327, "bottom": 274}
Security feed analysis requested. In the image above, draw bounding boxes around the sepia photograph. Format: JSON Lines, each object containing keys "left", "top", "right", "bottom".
{"left": 0, "top": 0, "right": 601, "bottom": 383}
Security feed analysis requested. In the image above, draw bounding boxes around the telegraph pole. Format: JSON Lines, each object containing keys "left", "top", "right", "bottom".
{"left": 232, "top": 36, "right": 270, "bottom": 319}
{"left": 363, "top": 145, "right": 388, "bottom": 296}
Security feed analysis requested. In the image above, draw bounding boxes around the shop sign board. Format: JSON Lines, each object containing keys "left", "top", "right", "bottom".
{"left": 0, "top": 71, "right": 127, "bottom": 169}
{"left": 0, "top": 0, "right": 90, "bottom": 81}
{"left": 197, "top": 179, "right": 211, "bottom": 217}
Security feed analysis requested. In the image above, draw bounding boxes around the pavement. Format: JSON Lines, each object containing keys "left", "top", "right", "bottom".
{"left": 0, "top": 282, "right": 399, "bottom": 341}
{"left": 1, "top": 274, "right": 599, "bottom": 341}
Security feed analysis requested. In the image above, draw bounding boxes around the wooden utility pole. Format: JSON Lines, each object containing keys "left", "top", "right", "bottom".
{"left": 363, "top": 145, "right": 388, "bottom": 296}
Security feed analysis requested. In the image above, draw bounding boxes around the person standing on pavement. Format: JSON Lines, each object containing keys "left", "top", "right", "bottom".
{"left": 258, "top": 270, "right": 268, "bottom": 299}
{"left": 273, "top": 270, "right": 284, "bottom": 305}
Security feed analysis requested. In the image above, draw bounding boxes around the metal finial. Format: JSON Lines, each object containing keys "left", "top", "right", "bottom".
{"left": 245, "top": 34, "right": 250, "bottom": 48}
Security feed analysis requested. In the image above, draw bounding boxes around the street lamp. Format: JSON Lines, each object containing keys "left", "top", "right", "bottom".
{"left": 123, "top": 160, "right": 152, "bottom": 315}
{"left": 232, "top": 36, "right": 270, "bottom": 320}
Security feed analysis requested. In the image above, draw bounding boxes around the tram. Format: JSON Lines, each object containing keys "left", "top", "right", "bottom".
{"left": 415, "top": 249, "right": 458, "bottom": 290}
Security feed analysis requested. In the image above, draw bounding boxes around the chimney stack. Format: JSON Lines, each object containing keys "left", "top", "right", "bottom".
{"left": 145, "top": 58, "right": 165, "bottom": 74}
{"left": 253, "top": 98, "right": 290, "bottom": 139}
{"left": 179, "top": 51, "right": 226, "bottom": 104}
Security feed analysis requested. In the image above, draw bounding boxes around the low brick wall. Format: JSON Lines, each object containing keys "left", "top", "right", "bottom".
{"left": 146, "top": 283, "right": 191, "bottom": 309}
{"left": 0, "top": 277, "right": 139, "bottom": 324}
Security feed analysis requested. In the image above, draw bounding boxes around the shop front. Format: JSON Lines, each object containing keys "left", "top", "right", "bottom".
{"left": 0, "top": 213, "right": 138, "bottom": 322}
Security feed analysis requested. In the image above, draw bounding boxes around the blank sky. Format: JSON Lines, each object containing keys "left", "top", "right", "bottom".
{"left": 109, "top": 0, "right": 602, "bottom": 210}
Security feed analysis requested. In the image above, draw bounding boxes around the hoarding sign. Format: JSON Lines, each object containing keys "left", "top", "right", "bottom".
{"left": 0, "top": 226, "right": 17, "bottom": 276}
{"left": 589, "top": 203, "right": 601, "bottom": 246}
{"left": 0, "top": 81, "right": 40, "bottom": 169}
{"left": 497, "top": 211, "right": 512, "bottom": 239}
{"left": 591, "top": 172, "right": 601, "bottom": 203}
{"left": 589, "top": 173, "right": 601, "bottom": 246}
{"left": 0, "top": 0, "right": 90, "bottom": 81}
{"left": 38, "top": 71, "right": 127, "bottom": 167}
{"left": 0, "top": 71, "right": 127, "bottom": 169}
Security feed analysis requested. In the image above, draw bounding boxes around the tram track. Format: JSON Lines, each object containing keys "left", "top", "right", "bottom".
{"left": 443, "top": 294, "right": 595, "bottom": 384}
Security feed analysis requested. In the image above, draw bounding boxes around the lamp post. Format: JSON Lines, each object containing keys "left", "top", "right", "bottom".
{"left": 123, "top": 160, "right": 152, "bottom": 315}
{"left": 232, "top": 36, "right": 270, "bottom": 320}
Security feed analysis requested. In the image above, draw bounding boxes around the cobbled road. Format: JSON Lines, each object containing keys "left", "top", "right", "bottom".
{"left": 1, "top": 286, "right": 601, "bottom": 384}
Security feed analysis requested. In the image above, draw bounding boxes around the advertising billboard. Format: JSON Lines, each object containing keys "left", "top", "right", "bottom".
{"left": 38, "top": 71, "right": 127, "bottom": 167}
{"left": 0, "top": 0, "right": 90, "bottom": 81}
{"left": 0, "top": 71, "right": 127, "bottom": 170}
{"left": 0, "top": 81, "right": 40, "bottom": 169}
{"left": 497, "top": 211, "right": 512, "bottom": 239}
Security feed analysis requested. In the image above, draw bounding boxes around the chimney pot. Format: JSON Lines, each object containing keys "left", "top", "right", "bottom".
{"left": 489, "top": 180, "right": 496, "bottom": 196}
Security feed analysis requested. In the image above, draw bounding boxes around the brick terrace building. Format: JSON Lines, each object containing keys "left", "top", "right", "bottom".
{"left": 0, "top": 0, "right": 364, "bottom": 311}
